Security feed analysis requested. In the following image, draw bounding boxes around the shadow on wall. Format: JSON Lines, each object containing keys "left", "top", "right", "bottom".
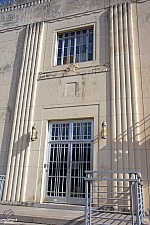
{"left": 0, "top": 27, "right": 26, "bottom": 175}
{"left": 94, "top": 114, "right": 150, "bottom": 209}
{"left": 94, "top": 115, "right": 150, "bottom": 175}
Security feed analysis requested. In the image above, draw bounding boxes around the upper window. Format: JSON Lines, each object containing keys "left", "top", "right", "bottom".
{"left": 56, "top": 28, "right": 93, "bottom": 66}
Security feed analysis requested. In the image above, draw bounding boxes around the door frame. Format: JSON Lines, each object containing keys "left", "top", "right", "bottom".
{"left": 44, "top": 120, "right": 94, "bottom": 204}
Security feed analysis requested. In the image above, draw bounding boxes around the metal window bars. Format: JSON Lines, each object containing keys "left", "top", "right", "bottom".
{"left": 0, "top": 175, "right": 5, "bottom": 202}
{"left": 84, "top": 170, "right": 145, "bottom": 225}
{"left": 46, "top": 121, "right": 93, "bottom": 203}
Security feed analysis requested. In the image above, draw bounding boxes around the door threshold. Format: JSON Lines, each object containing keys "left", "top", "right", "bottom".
{"left": 34, "top": 202, "right": 85, "bottom": 211}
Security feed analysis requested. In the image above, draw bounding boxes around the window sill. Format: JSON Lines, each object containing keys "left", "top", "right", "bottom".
{"left": 38, "top": 61, "right": 110, "bottom": 81}
{"left": 52, "top": 60, "right": 96, "bottom": 73}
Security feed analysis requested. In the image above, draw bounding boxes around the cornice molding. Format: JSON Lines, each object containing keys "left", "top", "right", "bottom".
{"left": 0, "top": 0, "right": 51, "bottom": 13}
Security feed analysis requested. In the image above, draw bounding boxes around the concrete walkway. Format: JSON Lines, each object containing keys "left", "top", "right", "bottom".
{"left": 0, "top": 204, "right": 149, "bottom": 225}
{"left": 0, "top": 204, "right": 85, "bottom": 225}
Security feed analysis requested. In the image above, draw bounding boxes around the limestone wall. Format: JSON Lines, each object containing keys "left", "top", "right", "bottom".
{"left": 0, "top": 0, "right": 149, "bottom": 210}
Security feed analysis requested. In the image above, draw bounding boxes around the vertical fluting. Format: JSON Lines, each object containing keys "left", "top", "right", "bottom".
{"left": 3, "top": 22, "right": 44, "bottom": 202}
{"left": 110, "top": 6, "right": 117, "bottom": 206}
{"left": 11, "top": 24, "right": 37, "bottom": 201}
{"left": 118, "top": 5, "right": 129, "bottom": 206}
{"left": 15, "top": 23, "right": 40, "bottom": 201}
{"left": 110, "top": 6, "right": 117, "bottom": 172}
{"left": 118, "top": 4, "right": 128, "bottom": 172}
{"left": 114, "top": 5, "right": 123, "bottom": 175}
{"left": 20, "top": 22, "right": 44, "bottom": 201}
{"left": 122, "top": 3, "right": 134, "bottom": 170}
{"left": 3, "top": 25, "right": 30, "bottom": 201}
{"left": 110, "top": 2, "right": 138, "bottom": 175}
{"left": 127, "top": 2, "right": 141, "bottom": 170}
{"left": 16, "top": 23, "right": 40, "bottom": 201}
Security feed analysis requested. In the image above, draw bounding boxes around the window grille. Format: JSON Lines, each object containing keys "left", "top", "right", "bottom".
{"left": 46, "top": 120, "right": 93, "bottom": 203}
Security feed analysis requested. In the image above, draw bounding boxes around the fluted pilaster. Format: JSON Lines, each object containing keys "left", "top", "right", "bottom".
{"left": 3, "top": 22, "right": 44, "bottom": 202}
{"left": 110, "top": 2, "right": 140, "bottom": 172}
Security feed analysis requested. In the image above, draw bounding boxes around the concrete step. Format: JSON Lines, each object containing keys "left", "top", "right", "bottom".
{"left": 34, "top": 202, "right": 85, "bottom": 211}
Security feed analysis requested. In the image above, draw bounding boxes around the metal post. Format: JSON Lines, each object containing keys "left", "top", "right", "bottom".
{"left": 89, "top": 175, "right": 92, "bottom": 225}
{"left": 139, "top": 184, "right": 142, "bottom": 222}
{"left": 129, "top": 174, "right": 134, "bottom": 225}
{"left": 135, "top": 181, "right": 140, "bottom": 225}
{"left": 84, "top": 171, "right": 144, "bottom": 225}
{"left": 141, "top": 184, "right": 145, "bottom": 221}
{"left": 85, "top": 177, "right": 88, "bottom": 225}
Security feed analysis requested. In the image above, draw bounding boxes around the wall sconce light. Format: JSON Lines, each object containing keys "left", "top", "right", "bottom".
{"left": 102, "top": 121, "right": 107, "bottom": 139}
{"left": 31, "top": 124, "right": 38, "bottom": 141}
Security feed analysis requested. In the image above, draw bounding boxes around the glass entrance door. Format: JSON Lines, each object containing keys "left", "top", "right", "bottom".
{"left": 45, "top": 121, "right": 93, "bottom": 204}
{"left": 69, "top": 142, "right": 91, "bottom": 204}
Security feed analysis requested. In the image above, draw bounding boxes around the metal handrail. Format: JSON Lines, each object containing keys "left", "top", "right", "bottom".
{"left": 84, "top": 171, "right": 144, "bottom": 225}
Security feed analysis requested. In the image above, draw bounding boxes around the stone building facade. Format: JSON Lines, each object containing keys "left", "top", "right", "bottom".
{"left": 0, "top": 0, "right": 150, "bottom": 209}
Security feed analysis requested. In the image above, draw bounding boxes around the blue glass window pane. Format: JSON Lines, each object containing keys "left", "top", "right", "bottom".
{"left": 76, "top": 46, "right": 79, "bottom": 54}
{"left": 77, "top": 31, "right": 80, "bottom": 35}
{"left": 64, "top": 48, "right": 67, "bottom": 56}
{"left": 58, "top": 40, "right": 62, "bottom": 48}
{"left": 80, "top": 36, "right": 83, "bottom": 45}
{"left": 71, "top": 32, "right": 75, "bottom": 36}
{"left": 76, "top": 37, "right": 80, "bottom": 45}
{"left": 76, "top": 55, "right": 79, "bottom": 62}
{"left": 81, "top": 54, "right": 86, "bottom": 62}
{"left": 64, "top": 39, "right": 68, "bottom": 47}
{"left": 89, "top": 34, "right": 93, "bottom": 43}
{"left": 70, "top": 47, "right": 74, "bottom": 55}
{"left": 71, "top": 38, "right": 74, "bottom": 46}
{"left": 65, "top": 33, "right": 68, "bottom": 37}
{"left": 88, "top": 53, "right": 93, "bottom": 61}
{"left": 83, "top": 35, "right": 86, "bottom": 44}
{"left": 80, "top": 45, "right": 86, "bottom": 53}
{"left": 57, "top": 58, "right": 61, "bottom": 65}
{"left": 89, "top": 28, "right": 93, "bottom": 33}
{"left": 88, "top": 43, "right": 93, "bottom": 53}
{"left": 58, "top": 49, "right": 62, "bottom": 57}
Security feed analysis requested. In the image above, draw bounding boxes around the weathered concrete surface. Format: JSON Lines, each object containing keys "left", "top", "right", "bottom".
{"left": 0, "top": 204, "right": 149, "bottom": 225}
{"left": 0, "top": 0, "right": 132, "bottom": 30}
{"left": 0, "top": 0, "right": 150, "bottom": 215}
{"left": 0, "top": 204, "right": 85, "bottom": 225}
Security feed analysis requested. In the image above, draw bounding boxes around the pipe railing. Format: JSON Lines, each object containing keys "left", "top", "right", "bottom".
{"left": 84, "top": 170, "right": 144, "bottom": 225}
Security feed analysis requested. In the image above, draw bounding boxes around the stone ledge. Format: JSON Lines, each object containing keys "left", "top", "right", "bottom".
{"left": 0, "top": 201, "right": 34, "bottom": 207}
{"left": 34, "top": 202, "right": 85, "bottom": 211}
{"left": 38, "top": 64, "right": 110, "bottom": 81}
